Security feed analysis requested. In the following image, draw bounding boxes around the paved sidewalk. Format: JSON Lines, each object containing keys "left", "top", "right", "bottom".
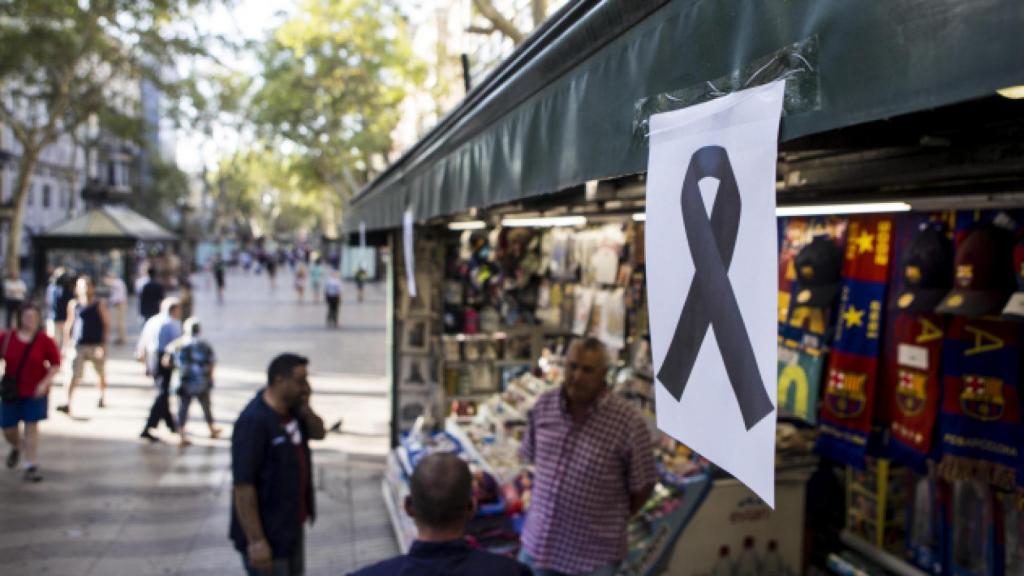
{"left": 0, "top": 269, "right": 398, "bottom": 575}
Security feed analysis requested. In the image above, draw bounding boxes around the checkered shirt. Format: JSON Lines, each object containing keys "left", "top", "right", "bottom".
{"left": 519, "top": 388, "right": 657, "bottom": 574}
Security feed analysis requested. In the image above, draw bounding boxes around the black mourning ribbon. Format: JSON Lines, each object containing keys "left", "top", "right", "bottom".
{"left": 657, "top": 146, "right": 775, "bottom": 431}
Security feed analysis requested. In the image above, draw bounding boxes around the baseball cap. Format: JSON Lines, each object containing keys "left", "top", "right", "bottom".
{"left": 791, "top": 236, "right": 842, "bottom": 308}
{"left": 1001, "top": 236, "right": 1024, "bottom": 320}
{"left": 935, "top": 227, "right": 1013, "bottom": 317}
{"left": 891, "top": 223, "right": 953, "bottom": 312}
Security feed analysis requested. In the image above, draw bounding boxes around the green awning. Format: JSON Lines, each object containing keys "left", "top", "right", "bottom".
{"left": 347, "top": 0, "right": 1024, "bottom": 231}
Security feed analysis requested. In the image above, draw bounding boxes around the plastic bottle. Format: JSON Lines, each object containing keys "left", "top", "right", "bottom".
{"left": 709, "top": 545, "right": 733, "bottom": 576}
{"left": 761, "top": 539, "right": 787, "bottom": 576}
{"left": 734, "top": 536, "right": 760, "bottom": 576}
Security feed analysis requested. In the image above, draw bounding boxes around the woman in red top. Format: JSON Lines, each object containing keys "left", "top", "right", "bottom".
{"left": 1, "top": 303, "right": 61, "bottom": 482}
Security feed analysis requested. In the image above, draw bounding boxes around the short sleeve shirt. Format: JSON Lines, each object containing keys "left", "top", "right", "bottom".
{"left": 519, "top": 388, "right": 657, "bottom": 574}
{"left": 1, "top": 331, "right": 60, "bottom": 398}
{"left": 177, "top": 340, "right": 215, "bottom": 395}
{"left": 230, "top": 392, "right": 315, "bottom": 558}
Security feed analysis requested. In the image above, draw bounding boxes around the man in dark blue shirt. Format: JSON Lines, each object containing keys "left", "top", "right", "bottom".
{"left": 138, "top": 268, "right": 165, "bottom": 321}
{"left": 231, "top": 353, "right": 326, "bottom": 575}
{"left": 349, "top": 452, "right": 530, "bottom": 576}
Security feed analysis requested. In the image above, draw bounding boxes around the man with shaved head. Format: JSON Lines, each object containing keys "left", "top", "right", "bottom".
{"left": 349, "top": 452, "right": 529, "bottom": 575}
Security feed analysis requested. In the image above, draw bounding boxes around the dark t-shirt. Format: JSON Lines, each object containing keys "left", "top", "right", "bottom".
{"left": 230, "top": 392, "right": 315, "bottom": 558}
{"left": 349, "top": 539, "right": 531, "bottom": 576}
{"left": 139, "top": 280, "right": 165, "bottom": 319}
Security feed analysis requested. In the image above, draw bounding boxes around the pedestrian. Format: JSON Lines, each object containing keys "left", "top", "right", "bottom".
{"left": 58, "top": 277, "right": 111, "bottom": 415}
{"left": 45, "top": 268, "right": 73, "bottom": 350}
{"left": 213, "top": 256, "right": 226, "bottom": 303}
{"left": 266, "top": 256, "right": 277, "bottom": 291}
{"left": 518, "top": 337, "right": 657, "bottom": 575}
{"left": 139, "top": 267, "right": 165, "bottom": 322}
{"left": 349, "top": 452, "right": 530, "bottom": 576}
{"left": 355, "top": 267, "right": 367, "bottom": 303}
{"left": 308, "top": 258, "right": 323, "bottom": 304}
{"left": 3, "top": 271, "right": 27, "bottom": 329}
{"left": 179, "top": 279, "right": 194, "bottom": 322}
{"left": 168, "top": 317, "right": 221, "bottom": 446}
{"left": 103, "top": 269, "right": 128, "bottom": 345}
{"left": 137, "top": 297, "right": 181, "bottom": 441}
{"left": 324, "top": 270, "right": 342, "bottom": 328}
{"left": 1, "top": 303, "right": 61, "bottom": 483}
{"left": 294, "top": 262, "right": 307, "bottom": 303}
{"left": 231, "top": 353, "right": 326, "bottom": 576}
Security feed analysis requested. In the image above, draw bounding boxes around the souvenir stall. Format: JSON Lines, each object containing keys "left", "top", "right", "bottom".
{"left": 347, "top": 1, "right": 1024, "bottom": 574}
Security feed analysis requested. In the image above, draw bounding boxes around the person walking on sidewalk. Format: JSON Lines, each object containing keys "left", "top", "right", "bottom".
{"left": 138, "top": 267, "right": 165, "bottom": 323}
{"left": 213, "top": 256, "right": 226, "bottom": 303}
{"left": 169, "top": 317, "right": 221, "bottom": 446}
{"left": 3, "top": 272, "right": 27, "bottom": 329}
{"left": 58, "top": 277, "right": 110, "bottom": 415}
{"left": 137, "top": 298, "right": 182, "bottom": 441}
{"left": 103, "top": 269, "right": 128, "bottom": 345}
{"left": 324, "top": 270, "right": 342, "bottom": 328}
{"left": 518, "top": 337, "right": 657, "bottom": 576}
{"left": 231, "top": 353, "right": 326, "bottom": 576}
{"left": 294, "top": 262, "right": 307, "bottom": 303}
{"left": 45, "top": 268, "right": 73, "bottom": 350}
{"left": 1, "top": 304, "right": 61, "bottom": 483}
{"left": 308, "top": 258, "right": 323, "bottom": 304}
{"left": 349, "top": 452, "right": 530, "bottom": 576}
{"left": 355, "top": 267, "right": 367, "bottom": 303}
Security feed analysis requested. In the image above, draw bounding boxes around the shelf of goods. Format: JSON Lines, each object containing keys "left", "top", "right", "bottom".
{"left": 381, "top": 371, "right": 716, "bottom": 575}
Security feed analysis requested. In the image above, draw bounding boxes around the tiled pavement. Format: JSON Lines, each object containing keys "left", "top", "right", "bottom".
{"left": 0, "top": 270, "right": 398, "bottom": 575}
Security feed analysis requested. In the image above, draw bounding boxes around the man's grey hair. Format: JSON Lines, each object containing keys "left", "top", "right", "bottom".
{"left": 569, "top": 336, "right": 611, "bottom": 371}
{"left": 160, "top": 297, "right": 181, "bottom": 315}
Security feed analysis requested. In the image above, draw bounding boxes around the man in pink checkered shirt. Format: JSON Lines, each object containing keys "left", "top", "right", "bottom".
{"left": 518, "top": 337, "right": 657, "bottom": 575}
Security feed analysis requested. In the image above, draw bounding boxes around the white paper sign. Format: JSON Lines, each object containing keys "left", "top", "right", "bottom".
{"left": 403, "top": 209, "right": 417, "bottom": 298}
{"left": 646, "top": 80, "right": 785, "bottom": 506}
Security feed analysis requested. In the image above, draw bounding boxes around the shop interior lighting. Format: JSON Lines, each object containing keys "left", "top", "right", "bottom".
{"left": 775, "top": 202, "right": 911, "bottom": 217}
{"left": 632, "top": 213, "right": 646, "bottom": 222}
{"left": 500, "top": 215, "right": 587, "bottom": 227}
{"left": 447, "top": 220, "right": 487, "bottom": 230}
{"left": 997, "top": 85, "right": 1024, "bottom": 99}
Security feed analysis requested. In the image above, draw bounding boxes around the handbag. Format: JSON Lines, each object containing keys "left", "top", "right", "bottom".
{"left": 1, "top": 331, "right": 39, "bottom": 402}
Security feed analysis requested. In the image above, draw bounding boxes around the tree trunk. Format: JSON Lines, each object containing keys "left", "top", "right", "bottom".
{"left": 5, "top": 147, "right": 40, "bottom": 278}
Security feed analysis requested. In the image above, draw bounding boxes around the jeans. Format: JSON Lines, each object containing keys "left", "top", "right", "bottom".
{"left": 178, "top": 390, "right": 213, "bottom": 429}
{"left": 144, "top": 366, "right": 176, "bottom": 432}
{"left": 241, "top": 530, "right": 305, "bottom": 576}
{"left": 517, "top": 549, "right": 618, "bottom": 576}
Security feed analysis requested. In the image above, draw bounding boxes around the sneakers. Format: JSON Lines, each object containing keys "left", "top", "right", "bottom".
{"left": 97, "top": 398, "right": 106, "bottom": 409}
{"left": 22, "top": 466, "right": 42, "bottom": 483}
{"left": 139, "top": 430, "right": 159, "bottom": 443}
{"left": 55, "top": 404, "right": 70, "bottom": 415}
{"left": 5, "top": 448, "right": 18, "bottom": 469}
{"left": 209, "top": 427, "right": 223, "bottom": 439}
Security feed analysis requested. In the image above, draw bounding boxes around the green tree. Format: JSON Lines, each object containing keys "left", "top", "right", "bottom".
{"left": 0, "top": 0, "right": 220, "bottom": 276}
{"left": 247, "top": 0, "right": 425, "bottom": 236}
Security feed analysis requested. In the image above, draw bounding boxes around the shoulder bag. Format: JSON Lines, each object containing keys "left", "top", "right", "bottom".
{"left": 1, "top": 331, "right": 39, "bottom": 402}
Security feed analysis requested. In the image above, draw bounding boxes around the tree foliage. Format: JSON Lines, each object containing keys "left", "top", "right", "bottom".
{"left": 0, "top": 0, "right": 223, "bottom": 275}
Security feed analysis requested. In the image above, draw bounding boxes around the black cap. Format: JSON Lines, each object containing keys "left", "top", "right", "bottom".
{"left": 936, "top": 226, "right": 1014, "bottom": 317}
{"left": 892, "top": 223, "right": 953, "bottom": 312}
{"left": 792, "top": 236, "right": 842, "bottom": 308}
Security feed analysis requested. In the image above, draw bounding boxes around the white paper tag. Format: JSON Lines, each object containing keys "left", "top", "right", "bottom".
{"left": 1003, "top": 292, "right": 1024, "bottom": 317}
{"left": 778, "top": 346, "right": 799, "bottom": 365}
{"left": 898, "top": 343, "right": 929, "bottom": 371}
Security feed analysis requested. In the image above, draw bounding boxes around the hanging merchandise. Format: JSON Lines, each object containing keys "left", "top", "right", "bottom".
{"left": 777, "top": 341, "right": 826, "bottom": 424}
{"left": 949, "top": 480, "right": 1000, "bottom": 576}
{"left": 935, "top": 316, "right": 1021, "bottom": 491}
{"left": 572, "top": 286, "right": 596, "bottom": 335}
{"left": 597, "top": 288, "right": 627, "bottom": 351}
{"left": 1003, "top": 236, "right": 1024, "bottom": 320}
{"left": 817, "top": 215, "right": 895, "bottom": 468}
{"left": 906, "top": 474, "right": 947, "bottom": 575}
{"left": 882, "top": 219, "right": 954, "bottom": 472}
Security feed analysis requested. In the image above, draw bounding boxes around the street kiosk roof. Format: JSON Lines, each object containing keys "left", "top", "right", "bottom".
{"left": 347, "top": 0, "right": 1024, "bottom": 231}
{"left": 37, "top": 205, "right": 177, "bottom": 244}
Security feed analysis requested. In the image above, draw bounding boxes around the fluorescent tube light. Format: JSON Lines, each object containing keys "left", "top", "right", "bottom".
{"left": 632, "top": 213, "right": 646, "bottom": 222}
{"left": 775, "top": 202, "right": 911, "bottom": 217}
{"left": 501, "top": 215, "right": 587, "bottom": 228}
{"left": 997, "top": 85, "right": 1024, "bottom": 100}
{"left": 447, "top": 220, "right": 486, "bottom": 230}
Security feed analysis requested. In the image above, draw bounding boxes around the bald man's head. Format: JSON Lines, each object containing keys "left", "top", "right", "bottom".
{"left": 407, "top": 453, "right": 473, "bottom": 532}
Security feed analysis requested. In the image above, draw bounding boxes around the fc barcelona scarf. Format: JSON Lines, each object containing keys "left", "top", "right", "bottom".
{"left": 937, "top": 317, "right": 1021, "bottom": 491}
{"left": 817, "top": 215, "right": 894, "bottom": 468}
{"left": 884, "top": 312, "right": 945, "bottom": 473}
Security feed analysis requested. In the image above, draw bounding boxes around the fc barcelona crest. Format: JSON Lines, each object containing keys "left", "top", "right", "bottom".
{"left": 960, "top": 375, "right": 1006, "bottom": 422}
{"left": 825, "top": 369, "right": 868, "bottom": 418}
{"left": 896, "top": 369, "right": 928, "bottom": 417}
